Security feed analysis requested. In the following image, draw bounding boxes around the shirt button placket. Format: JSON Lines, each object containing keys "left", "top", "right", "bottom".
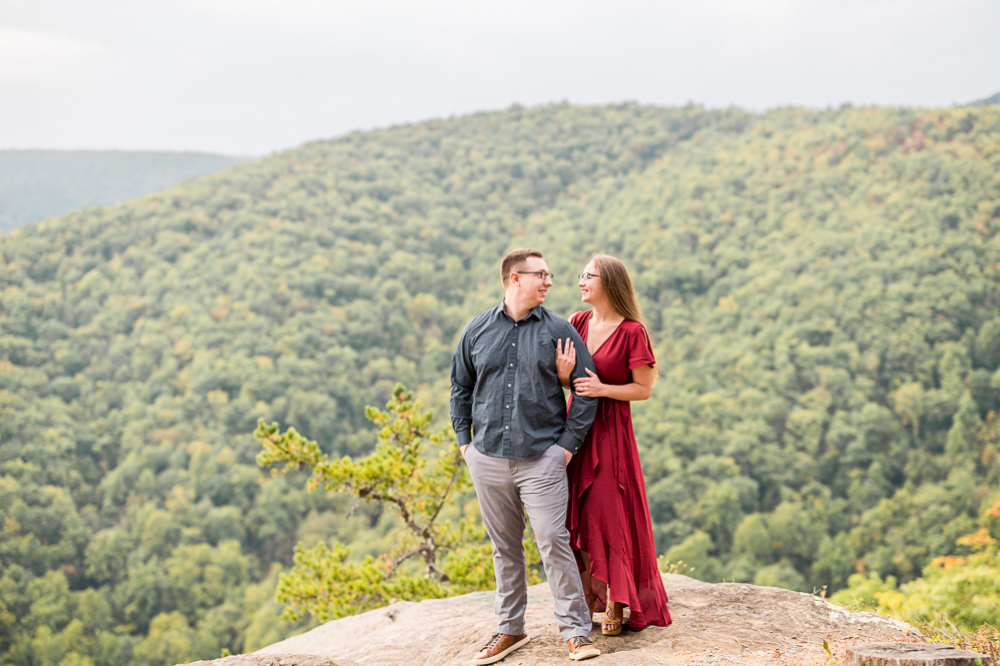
{"left": 503, "top": 322, "right": 518, "bottom": 456}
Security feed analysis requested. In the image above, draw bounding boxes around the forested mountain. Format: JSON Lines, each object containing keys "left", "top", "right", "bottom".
{"left": 1, "top": 102, "right": 999, "bottom": 666}
{"left": 0, "top": 150, "right": 247, "bottom": 233}
{"left": 970, "top": 92, "right": 1000, "bottom": 107}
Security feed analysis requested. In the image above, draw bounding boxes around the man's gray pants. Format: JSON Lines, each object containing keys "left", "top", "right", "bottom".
{"left": 464, "top": 444, "right": 592, "bottom": 641}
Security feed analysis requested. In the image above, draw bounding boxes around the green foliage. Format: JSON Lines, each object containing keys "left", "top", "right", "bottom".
{"left": 664, "top": 531, "right": 722, "bottom": 582}
{"left": 833, "top": 542, "right": 1000, "bottom": 631}
{"left": 274, "top": 541, "right": 447, "bottom": 622}
{"left": 753, "top": 560, "right": 807, "bottom": 592}
{"left": 257, "top": 384, "right": 500, "bottom": 620}
{"left": 832, "top": 494, "right": 1000, "bottom": 631}
{"left": 259, "top": 385, "right": 476, "bottom": 577}
{"left": 1, "top": 102, "right": 1000, "bottom": 663}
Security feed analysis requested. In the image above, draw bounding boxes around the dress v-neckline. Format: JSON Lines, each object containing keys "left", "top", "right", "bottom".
{"left": 584, "top": 313, "right": 623, "bottom": 357}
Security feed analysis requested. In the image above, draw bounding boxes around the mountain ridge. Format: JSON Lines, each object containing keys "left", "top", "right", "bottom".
{"left": 0, "top": 102, "right": 998, "bottom": 666}
{"left": 0, "top": 149, "right": 248, "bottom": 233}
{"left": 970, "top": 91, "right": 1000, "bottom": 107}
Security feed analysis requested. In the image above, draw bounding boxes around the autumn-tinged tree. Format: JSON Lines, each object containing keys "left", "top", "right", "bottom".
{"left": 832, "top": 491, "right": 1000, "bottom": 632}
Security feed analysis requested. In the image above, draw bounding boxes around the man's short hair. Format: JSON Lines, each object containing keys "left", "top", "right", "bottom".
{"left": 501, "top": 248, "right": 544, "bottom": 286}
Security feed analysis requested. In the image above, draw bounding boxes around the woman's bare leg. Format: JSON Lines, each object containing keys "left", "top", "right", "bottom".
{"left": 579, "top": 550, "right": 601, "bottom": 613}
{"left": 579, "top": 551, "right": 593, "bottom": 594}
{"left": 585, "top": 551, "right": 622, "bottom": 634}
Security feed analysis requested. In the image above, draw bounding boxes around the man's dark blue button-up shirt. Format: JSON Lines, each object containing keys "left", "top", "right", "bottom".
{"left": 450, "top": 301, "right": 598, "bottom": 459}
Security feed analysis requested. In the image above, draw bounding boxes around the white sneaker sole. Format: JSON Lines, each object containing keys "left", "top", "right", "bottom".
{"left": 470, "top": 635, "right": 530, "bottom": 665}
{"left": 570, "top": 646, "right": 602, "bottom": 661}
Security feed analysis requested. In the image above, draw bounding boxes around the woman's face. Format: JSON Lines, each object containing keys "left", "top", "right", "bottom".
{"left": 578, "top": 260, "right": 603, "bottom": 304}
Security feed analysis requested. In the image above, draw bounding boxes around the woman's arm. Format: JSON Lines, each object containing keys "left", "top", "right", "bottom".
{"left": 573, "top": 364, "right": 654, "bottom": 401}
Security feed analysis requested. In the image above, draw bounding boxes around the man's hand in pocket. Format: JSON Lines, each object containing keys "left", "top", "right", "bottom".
{"left": 564, "top": 448, "right": 572, "bottom": 466}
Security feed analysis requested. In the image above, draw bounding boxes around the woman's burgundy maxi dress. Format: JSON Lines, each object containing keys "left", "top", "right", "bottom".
{"left": 566, "top": 311, "right": 672, "bottom": 630}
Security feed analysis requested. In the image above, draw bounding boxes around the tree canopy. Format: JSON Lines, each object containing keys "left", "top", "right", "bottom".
{"left": 1, "top": 102, "right": 999, "bottom": 665}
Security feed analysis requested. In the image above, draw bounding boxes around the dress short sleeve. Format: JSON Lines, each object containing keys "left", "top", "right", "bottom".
{"left": 626, "top": 322, "right": 656, "bottom": 370}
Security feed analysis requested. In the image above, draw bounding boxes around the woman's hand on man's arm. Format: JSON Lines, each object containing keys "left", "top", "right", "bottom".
{"left": 556, "top": 338, "right": 576, "bottom": 389}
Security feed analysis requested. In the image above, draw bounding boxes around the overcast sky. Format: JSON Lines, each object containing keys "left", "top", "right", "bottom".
{"left": 2, "top": 0, "right": 998, "bottom": 156}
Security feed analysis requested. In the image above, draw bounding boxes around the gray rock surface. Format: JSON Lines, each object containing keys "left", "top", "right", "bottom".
{"left": 846, "top": 642, "right": 994, "bottom": 666}
{"left": 187, "top": 575, "right": 923, "bottom": 666}
{"left": 186, "top": 656, "right": 340, "bottom": 666}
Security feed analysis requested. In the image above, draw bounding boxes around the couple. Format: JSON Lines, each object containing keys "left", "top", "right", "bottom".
{"left": 450, "top": 248, "right": 671, "bottom": 664}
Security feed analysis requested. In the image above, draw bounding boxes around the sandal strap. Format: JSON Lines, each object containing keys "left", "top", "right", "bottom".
{"left": 603, "top": 601, "right": 624, "bottom": 625}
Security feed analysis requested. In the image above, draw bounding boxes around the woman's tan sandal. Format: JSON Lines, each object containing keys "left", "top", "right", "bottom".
{"left": 602, "top": 601, "right": 624, "bottom": 636}
{"left": 585, "top": 590, "right": 603, "bottom": 615}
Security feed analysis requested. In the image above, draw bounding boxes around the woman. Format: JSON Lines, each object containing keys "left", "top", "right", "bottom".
{"left": 556, "top": 254, "right": 671, "bottom": 635}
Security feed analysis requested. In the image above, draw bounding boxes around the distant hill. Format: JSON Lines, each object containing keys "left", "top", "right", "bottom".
{"left": 1, "top": 103, "right": 999, "bottom": 666}
{"left": 0, "top": 150, "right": 249, "bottom": 232}
{"left": 970, "top": 91, "right": 1000, "bottom": 106}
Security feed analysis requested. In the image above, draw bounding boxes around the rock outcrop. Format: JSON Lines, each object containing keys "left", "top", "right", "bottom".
{"left": 187, "top": 575, "right": 921, "bottom": 666}
{"left": 846, "top": 642, "right": 994, "bottom": 666}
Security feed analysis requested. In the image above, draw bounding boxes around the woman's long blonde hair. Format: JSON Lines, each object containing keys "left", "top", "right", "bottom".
{"left": 591, "top": 254, "right": 657, "bottom": 380}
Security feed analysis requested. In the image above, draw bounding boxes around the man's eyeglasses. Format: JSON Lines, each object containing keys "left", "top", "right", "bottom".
{"left": 578, "top": 272, "right": 601, "bottom": 281}
{"left": 515, "top": 271, "right": 554, "bottom": 281}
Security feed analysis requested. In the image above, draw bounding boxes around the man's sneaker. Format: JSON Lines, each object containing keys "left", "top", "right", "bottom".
{"left": 471, "top": 633, "right": 530, "bottom": 665}
{"left": 567, "top": 636, "right": 601, "bottom": 661}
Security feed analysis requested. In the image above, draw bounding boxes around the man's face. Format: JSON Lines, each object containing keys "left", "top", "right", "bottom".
{"left": 513, "top": 256, "right": 552, "bottom": 307}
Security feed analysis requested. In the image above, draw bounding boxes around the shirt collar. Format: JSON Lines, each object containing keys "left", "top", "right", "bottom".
{"left": 497, "top": 299, "right": 543, "bottom": 323}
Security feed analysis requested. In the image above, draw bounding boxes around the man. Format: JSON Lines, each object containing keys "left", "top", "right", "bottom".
{"left": 451, "top": 248, "right": 602, "bottom": 664}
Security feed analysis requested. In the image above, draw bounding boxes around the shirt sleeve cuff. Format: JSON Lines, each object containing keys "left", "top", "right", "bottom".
{"left": 455, "top": 429, "right": 472, "bottom": 447}
{"left": 555, "top": 432, "right": 582, "bottom": 456}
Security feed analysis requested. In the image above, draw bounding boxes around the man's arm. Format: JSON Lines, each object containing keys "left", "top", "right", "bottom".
{"left": 555, "top": 323, "right": 598, "bottom": 456}
{"left": 450, "top": 324, "right": 476, "bottom": 453}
